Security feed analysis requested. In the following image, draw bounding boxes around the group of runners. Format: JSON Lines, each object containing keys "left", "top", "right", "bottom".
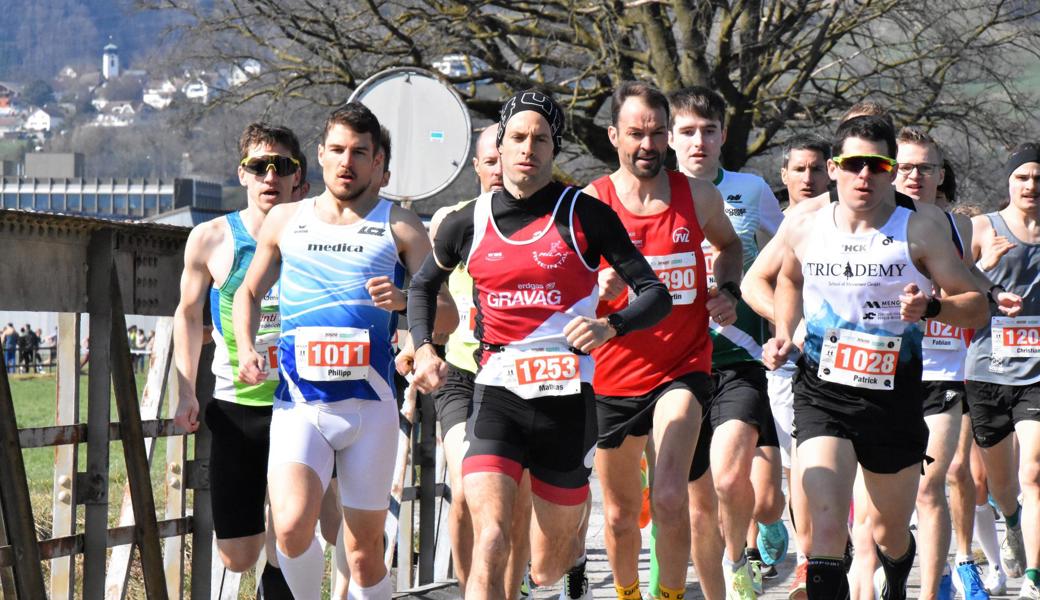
{"left": 172, "top": 82, "right": 1040, "bottom": 600}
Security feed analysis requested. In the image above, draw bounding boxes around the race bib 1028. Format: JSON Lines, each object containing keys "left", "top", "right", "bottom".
{"left": 294, "top": 326, "right": 370, "bottom": 382}
{"left": 818, "top": 328, "right": 902, "bottom": 390}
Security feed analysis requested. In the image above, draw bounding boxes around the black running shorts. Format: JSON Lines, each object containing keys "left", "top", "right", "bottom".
{"left": 204, "top": 398, "right": 272, "bottom": 539}
{"left": 965, "top": 380, "right": 1040, "bottom": 448}
{"left": 595, "top": 371, "right": 713, "bottom": 449}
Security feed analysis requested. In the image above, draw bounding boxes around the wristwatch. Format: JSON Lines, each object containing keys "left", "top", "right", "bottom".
{"left": 923, "top": 296, "right": 942, "bottom": 319}
{"left": 719, "top": 280, "right": 742, "bottom": 302}
{"left": 606, "top": 313, "right": 628, "bottom": 337}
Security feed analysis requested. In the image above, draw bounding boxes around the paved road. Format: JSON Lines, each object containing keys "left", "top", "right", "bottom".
{"left": 398, "top": 472, "right": 1025, "bottom": 599}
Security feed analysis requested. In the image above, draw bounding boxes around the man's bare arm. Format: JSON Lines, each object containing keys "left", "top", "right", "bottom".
{"left": 392, "top": 205, "right": 460, "bottom": 335}
{"left": 172, "top": 222, "right": 219, "bottom": 432}
{"left": 910, "top": 214, "right": 988, "bottom": 328}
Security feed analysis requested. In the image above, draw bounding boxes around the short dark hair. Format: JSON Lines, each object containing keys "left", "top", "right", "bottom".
{"left": 668, "top": 86, "right": 726, "bottom": 128}
{"left": 783, "top": 134, "right": 830, "bottom": 165}
{"left": 611, "top": 81, "right": 669, "bottom": 126}
{"left": 897, "top": 126, "right": 943, "bottom": 163}
{"left": 840, "top": 101, "right": 893, "bottom": 129}
{"left": 833, "top": 115, "right": 897, "bottom": 158}
{"left": 322, "top": 102, "right": 383, "bottom": 155}
{"left": 379, "top": 125, "right": 392, "bottom": 174}
{"left": 238, "top": 122, "right": 302, "bottom": 162}
{"left": 938, "top": 160, "right": 957, "bottom": 203}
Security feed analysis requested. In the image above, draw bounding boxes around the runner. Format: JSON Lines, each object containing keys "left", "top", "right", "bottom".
{"left": 669, "top": 85, "right": 786, "bottom": 599}
{"left": 769, "top": 133, "right": 831, "bottom": 600}
{"left": 231, "top": 103, "right": 457, "bottom": 599}
{"left": 586, "top": 81, "right": 741, "bottom": 600}
{"left": 762, "top": 115, "right": 988, "bottom": 600}
{"left": 965, "top": 143, "right": 1040, "bottom": 600}
{"left": 398, "top": 125, "right": 535, "bottom": 599}
{"left": 172, "top": 122, "right": 302, "bottom": 599}
{"left": 406, "top": 89, "right": 672, "bottom": 600}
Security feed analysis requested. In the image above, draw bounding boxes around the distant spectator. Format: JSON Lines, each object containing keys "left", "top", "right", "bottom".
{"left": 17, "top": 327, "right": 31, "bottom": 373}
{"left": 2, "top": 323, "right": 16, "bottom": 373}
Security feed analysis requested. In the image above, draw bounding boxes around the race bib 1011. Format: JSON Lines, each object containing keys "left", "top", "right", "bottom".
{"left": 294, "top": 326, "right": 370, "bottom": 382}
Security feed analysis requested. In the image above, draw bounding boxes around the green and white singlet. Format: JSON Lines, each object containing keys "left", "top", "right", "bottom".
{"left": 209, "top": 211, "right": 280, "bottom": 406}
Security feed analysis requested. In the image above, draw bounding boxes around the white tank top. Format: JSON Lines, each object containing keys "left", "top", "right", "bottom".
{"left": 801, "top": 204, "right": 931, "bottom": 391}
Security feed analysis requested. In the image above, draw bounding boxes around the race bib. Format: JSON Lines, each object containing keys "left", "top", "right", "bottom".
{"left": 631, "top": 252, "right": 698, "bottom": 305}
{"left": 818, "top": 328, "right": 901, "bottom": 390}
{"left": 992, "top": 316, "right": 1040, "bottom": 358}
{"left": 455, "top": 297, "right": 478, "bottom": 343}
{"left": 255, "top": 332, "right": 280, "bottom": 382}
{"left": 476, "top": 344, "right": 582, "bottom": 399}
{"left": 700, "top": 240, "right": 717, "bottom": 288}
{"left": 922, "top": 319, "right": 966, "bottom": 352}
{"left": 294, "top": 327, "right": 370, "bottom": 381}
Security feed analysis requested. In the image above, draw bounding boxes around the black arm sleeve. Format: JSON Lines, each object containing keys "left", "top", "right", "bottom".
{"left": 579, "top": 198, "right": 672, "bottom": 332}
{"left": 407, "top": 256, "right": 452, "bottom": 347}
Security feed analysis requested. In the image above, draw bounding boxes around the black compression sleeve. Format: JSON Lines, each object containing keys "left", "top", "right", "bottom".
{"left": 407, "top": 256, "right": 452, "bottom": 347}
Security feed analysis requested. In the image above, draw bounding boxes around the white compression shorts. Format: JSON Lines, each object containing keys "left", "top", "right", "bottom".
{"left": 268, "top": 398, "right": 398, "bottom": 511}
{"left": 766, "top": 364, "right": 795, "bottom": 469}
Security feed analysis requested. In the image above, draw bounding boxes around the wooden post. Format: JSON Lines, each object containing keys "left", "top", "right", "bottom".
{"left": 0, "top": 462, "right": 19, "bottom": 598}
{"left": 189, "top": 342, "right": 216, "bottom": 600}
{"left": 108, "top": 268, "right": 169, "bottom": 600}
{"left": 105, "top": 317, "right": 173, "bottom": 599}
{"left": 432, "top": 423, "right": 452, "bottom": 581}
{"left": 417, "top": 393, "right": 437, "bottom": 584}
{"left": 82, "top": 230, "right": 115, "bottom": 599}
{"left": 163, "top": 354, "right": 187, "bottom": 600}
{"left": 50, "top": 313, "right": 80, "bottom": 600}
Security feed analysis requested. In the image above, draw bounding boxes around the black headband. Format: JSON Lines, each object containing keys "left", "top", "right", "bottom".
{"left": 496, "top": 90, "right": 565, "bottom": 156}
{"left": 1005, "top": 145, "right": 1040, "bottom": 181}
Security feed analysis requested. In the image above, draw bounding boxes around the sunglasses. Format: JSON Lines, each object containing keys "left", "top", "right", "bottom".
{"left": 896, "top": 162, "right": 939, "bottom": 176}
{"left": 240, "top": 154, "right": 301, "bottom": 177}
{"left": 832, "top": 154, "right": 897, "bottom": 174}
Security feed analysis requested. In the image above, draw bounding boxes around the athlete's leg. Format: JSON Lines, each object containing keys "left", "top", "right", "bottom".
{"left": 650, "top": 386, "right": 703, "bottom": 591}
{"left": 269, "top": 462, "right": 326, "bottom": 596}
{"left": 750, "top": 445, "right": 786, "bottom": 530}
{"left": 948, "top": 412, "right": 976, "bottom": 560}
{"left": 849, "top": 469, "right": 877, "bottom": 600}
{"left": 863, "top": 464, "right": 923, "bottom": 598}
{"left": 797, "top": 436, "right": 858, "bottom": 598}
{"left": 1014, "top": 420, "right": 1040, "bottom": 574}
{"left": 505, "top": 472, "right": 533, "bottom": 600}
{"left": 595, "top": 433, "right": 648, "bottom": 589}
{"left": 917, "top": 406, "right": 961, "bottom": 599}
{"left": 321, "top": 478, "right": 343, "bottom": 545}
{"left": 689, "top": 472, "right": 725, "bottom": 600}
{"left": 529, "top": 495, "right": 588, "bottom": 586}
{"left": 789, "top": 443, "right": 811, "bottom": 558}
{"left": 442, "top": 421, "right": 474, "bottom": 589}
{"left": 710, "top": 419, "right": 759, "bottom": 561}
{"left": 466, "top": 471, "right": 519, "bottom": 600}
{"left": 978, "top": 434, "right": 1020, "bottom": 521}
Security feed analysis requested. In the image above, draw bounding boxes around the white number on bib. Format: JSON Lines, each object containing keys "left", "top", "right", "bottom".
{"left": 922, "top": 319, "right": 966, "bottom": 352}
{"left": 476, "top": 344, "right": 582, "bottom": 399}
{"left": 992, "top": 316, "right": 1040, "bottom": 357}
{"left": 631, "top": 253, "right": 698, "bottom": 305}
{"left": 255, "top": 332, "right": 281, "bottom": 382}
{"left": 294, "top": 327, "right": 370, "bottom": 381}
{"left": 818, "top": 328, "right": 901, "bottom": 390}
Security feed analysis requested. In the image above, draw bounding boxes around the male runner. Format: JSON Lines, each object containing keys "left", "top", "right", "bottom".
{"left": 762, "top": 115, "right": 989, "bottom": 600}
{"left": 173, "top": 122, "right": 302, "bottom": 598}
{"left": 587, "top": 81, "right": 741, "bottom": 600}
{"left": 407, "top": 89, "right": 672, "bottom": 600}
{"left": 410, "top": 125, "right": 535, "bottom": 599}
{"left": 232, "top": 103, "right": 457, "bottom": 599}
{"left": 768, "top": 133, "right": 831, "bottom": 600}
{"left": 966, "top": 143, "right": 1040, "bottom": 600}
{"left": 669, "top": 86, "right": 786, "bottom": 599}
{"left": 893, "top": 127, "right": 986, "bottom": 600}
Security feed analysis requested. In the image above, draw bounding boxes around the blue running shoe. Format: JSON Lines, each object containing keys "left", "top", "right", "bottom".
{"left": 757, "top": 520, "right": 790, "bottom": 566}
{"left": 954, "top": 561, "right": 990, "bottom": 600}
{"left": 938, "top": 565, "right": 954, "bottom": 600}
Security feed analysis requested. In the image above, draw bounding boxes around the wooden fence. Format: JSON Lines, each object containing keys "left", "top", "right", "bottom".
{"left": 0, "top": 209, "right": 455, "bottom": 599}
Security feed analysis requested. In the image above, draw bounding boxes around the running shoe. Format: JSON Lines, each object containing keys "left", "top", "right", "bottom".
{"left": 558, "top": 559, "right": 590, "bottom": 600}
{"left": 938, "top": 565, "right": 954, "bottom": 600}
{"left": 984, "top": 565, "right": 1007, "bottom": 596}
{"left": 761, "top": 562, "right": 779, "bottom": 580}
{"left": 873, "top": 566, "right": 909, "bottom": 600}
{"left": 952, "top": 561, "right": 990, "bottom": 600}
{"left": 1001, "top": 524, "right": 1026, "bottom": 578}
{"left": 1018, "top": 579, "right": 1040, "bottom": 600}
{"left": 519, "top": 570, "right": 531, "bottom": 598}
{"left": 747, "top": 558, "right": 764, "bottom": 595}
{"left": 757, "top": 520, "right": 790, "bottom": 566}
{"left": 725, "top": 562, "right": 756, "bottom": 600}
{"left": 788, "top": 561, "right": 808, "bottom": 600}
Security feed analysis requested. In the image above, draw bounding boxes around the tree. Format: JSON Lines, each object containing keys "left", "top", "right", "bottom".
{"left": 21, "top": 79, "right": 54, "bottom": 107}
{"left": 148, "top": 0, "right": 1040, "bottom": 199}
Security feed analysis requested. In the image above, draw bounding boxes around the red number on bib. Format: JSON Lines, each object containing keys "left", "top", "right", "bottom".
{"left": 834, "top": 343, "right": 898, "bottom": 375}
{"left": 307, "top": 341, "right": 370, "bottom": 368}
{"left": 515, "top": 355, "right": 579, "bottom": 385}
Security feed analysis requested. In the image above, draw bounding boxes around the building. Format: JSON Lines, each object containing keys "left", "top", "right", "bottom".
{"left": 103, "top": 43, "right": 120, "bottom": 80}
{"left": 0, "top": 177, "right": 222, "bottom": 220}
{"left": 23, "top": 107, "right": 64, "bottom": 134}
